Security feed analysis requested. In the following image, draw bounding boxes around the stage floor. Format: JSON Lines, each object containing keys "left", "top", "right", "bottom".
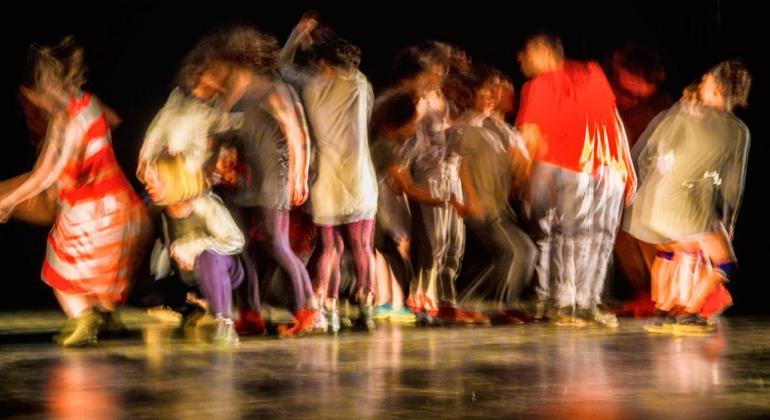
{"left": 1, "top": 310, "right": 769, "bottom": 418}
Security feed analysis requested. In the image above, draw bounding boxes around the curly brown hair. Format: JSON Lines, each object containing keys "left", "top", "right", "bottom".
{"left": 295, "top": 24, "right": 361, "bottom": 71}
{"left": 710, "top": 59, "right": 752, "bottom": 109}
{"left": 178, "top": 25, "right": 279, "bottom": 91}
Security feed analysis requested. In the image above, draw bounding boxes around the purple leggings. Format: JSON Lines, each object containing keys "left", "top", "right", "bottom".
{"left": 195, "top": 251, "right": 244, "bottom": 319}
{"left": 315, "top": 219, "right": 376, "bottom": 299}
{"left": 255, "top": 207, "right": 314, "bottom": 312}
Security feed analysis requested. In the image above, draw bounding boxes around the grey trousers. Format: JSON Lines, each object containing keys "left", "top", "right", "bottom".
{"left": 527, "top": 162, "right": 624, "bottom": 309}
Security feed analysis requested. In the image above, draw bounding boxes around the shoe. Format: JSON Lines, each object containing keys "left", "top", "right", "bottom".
{"left": 436, "top": 306, "right": 487, "bottom": 324}
{"left": 373, "top": 304, "right": 394, "bottom": 320}
{"left": 580, "top": 307, "right": 620, "bottom": 328}
{"left": 499, "top": 309, "right": 527, "bottom": 325}
{"left": 234, "top": 310, "right": 265, "bottom": 335}
{"left": 323, "top": 307, "right": 341, "bottom": 334}
{"left": 147, "top": 306, "right": 183, "bottom": 325}
{"left": 358, "top": 302, "right": 376, "bottom": 331}
{"left": 533, "top": 300, "right": 548, "bottom": 321}
{"left": 552, "top": 306, "right": 587, "bottom": 328}
{"left": 60, "top": 310, "right": 103, "bottom": 347}
{"left": 211, "top": 317, "right": 239, "bottom": 346}
{"left": 53, "top": 317, "right": 77, "bottom": 344}
{"left": 643, "top": 311, "right": 676, "bottom": 334}
{"left": 388, "top": 307, "right": 416, "bottom": 324}
{"left": 415, "top": 310, "right": 435, "bottom": 326}
{"left": 315, "top": 308, "right": 330, "bottom": 333}
{"left": 278, "top": 309, "right": 318, "bottom": 337}
{"left": 673, "top": 314, "right": 717, "bottom": 336}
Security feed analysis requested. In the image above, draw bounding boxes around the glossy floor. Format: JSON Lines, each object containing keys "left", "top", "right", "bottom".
{"left": 1, "top": 311, "right": 769, "bottom": 418}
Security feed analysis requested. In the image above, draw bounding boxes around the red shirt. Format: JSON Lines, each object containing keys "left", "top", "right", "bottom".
{"left": 516, "top": 61, "right": 627, "bottom": 176}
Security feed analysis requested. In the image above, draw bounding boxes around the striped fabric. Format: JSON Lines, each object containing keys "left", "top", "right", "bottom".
{"left": 41, "top": 93, "right": 149, "bottom": 304}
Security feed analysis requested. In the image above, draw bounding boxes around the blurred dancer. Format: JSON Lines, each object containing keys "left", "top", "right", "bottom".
{"left": 370, "top": 91, "right": 445, "bottom": 325}
{"left": 0, "top": 38, "right": 149, "bottom": 346}
{"left": 280, "top": 16, "right": 379, "bottom": 330}
{"left": 625, "top": 60, "right": 751, "bottom": 333}
{"left": 452, "top": 65, "right": 536, "bottom": 323}
{"left": 516, "top": 33, "right": 636, "bottom": 327}
{"left": 145, "top": 154, "right": 245, "bottom": 345}
{"left": 607, "top": 44, "right": 672, "bottom": 317}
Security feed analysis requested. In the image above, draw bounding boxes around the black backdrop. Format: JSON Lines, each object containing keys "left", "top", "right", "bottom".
{"left": 1, "top": 1, "right": 766, "bottom": 314}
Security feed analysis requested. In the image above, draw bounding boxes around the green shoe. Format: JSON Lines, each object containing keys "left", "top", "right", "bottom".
{"left": 61, "top": 310, "right": 103, "bottom": 347}
{"left": 373, "top": 304, "right": 393, "bottom": 320}
{"left": 210, "top": 317, "right": 239, "bottom": 346}
{"left": 53, "top": 317, "right": 77, "bottom": 344}
{"left": 389, "top": 308, "right": 416, "bottom": 324}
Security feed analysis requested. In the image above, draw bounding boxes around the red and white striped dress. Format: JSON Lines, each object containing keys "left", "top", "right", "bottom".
{"left": 41, "top": 92, "right": 148, "bottom": 304}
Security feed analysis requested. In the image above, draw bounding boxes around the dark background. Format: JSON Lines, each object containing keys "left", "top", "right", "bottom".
{"left": 1, "top": 1, "right": 766, "bottom": 314}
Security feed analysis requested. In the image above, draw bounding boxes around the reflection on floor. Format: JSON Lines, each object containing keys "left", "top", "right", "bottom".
{"left": 1, "top": 310, "right": 769, "bottom": 418}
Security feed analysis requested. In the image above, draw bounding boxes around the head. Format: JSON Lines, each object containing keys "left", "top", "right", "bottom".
{"left": 450, "top": 64, "right": 509, "bottom": 118}
{"left": 179, "top": 25, "right": 279, "bottom": 100}
{"left": 189, "top": 60, "right": 231, "bottom": 101}
{"left": 23, "top": 36, "right": 87, "bottom": 113}
{"left": 472, "top": 65, "right": 511, "bottom": 116}
{"left": 699, "top": 60, "right": 751, "bottom": 112}
{"left": 610, "top": 44, "right": 665, "bottom": 99}
{"left": 392, "top": 44, "right": 448, "bottom": 93}
{"left": 517, "top": 33, "right": 564, "bottom": 78}
{"left": 145, "top": 153, "right": 207, "bottom": 206}
{"left": 371, "top": 91, "right": 420, "bottom": 141}
{"left": 295, "top": 22, "right": 361, "bottom": 72}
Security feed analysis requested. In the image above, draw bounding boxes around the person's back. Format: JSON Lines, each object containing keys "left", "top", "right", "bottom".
{"left": 518, "top": 60, "right": 624, "bottom": 176}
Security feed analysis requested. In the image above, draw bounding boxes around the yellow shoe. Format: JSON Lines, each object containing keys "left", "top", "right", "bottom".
{"left": 643, "top": 322, "right": 675, "bottom": 334}
{"left": 61, "top": 310, "right": 103, "bottom": 347}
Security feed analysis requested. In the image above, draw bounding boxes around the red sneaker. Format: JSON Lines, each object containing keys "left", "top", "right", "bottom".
{"left": 499, "top": 309, "right": 526, "bottom": 325}
{"left": 421, "top": 295, "right": 439, "bottom": 317}
{"left": 234, "top": 310, "right": 266, "bottom": 335}
{"left": 278, "top": 309, "right": 318, "bottom": 337}
{"left": 406, "top": 296, "right": 423, "bottom": 314}
{"left": 437, "top": 306, "right": 477, "bottom": 324}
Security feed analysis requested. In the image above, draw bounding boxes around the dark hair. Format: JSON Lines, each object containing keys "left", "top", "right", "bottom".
{"left": 709, "top": 59, "right": 752, "bottom": 109}
{"left": 439, "top": 44, "right": 474, "bottom": 118}
{"left": 370, "top": 91, "right": 419, "bottom": 137}
{"left": 296, "top": 23, "right": 361, "bottom": 71}
{"left": 448, "top": 63, "right": 507, "bottom": 114}
{"left": 613, "top": 43, "right": 665, "bottom": 84}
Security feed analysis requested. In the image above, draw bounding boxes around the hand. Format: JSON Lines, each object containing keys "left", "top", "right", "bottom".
{"left": 0, "top": 203, "right": 14, "bottom": 223}
{"left": 296, "top": 17, "right": 318, "bottom": 39}
{"left": 291, "top": 179, "right": 309, "bottom": 206}
{"left": 449, "top": 198, "right": 467, "bottom": 217}
{"left": 170, "top": 244, "right": 195, "bottom": 271}
{"left": 623, "top": 178, "right": 637, "bottom": 207}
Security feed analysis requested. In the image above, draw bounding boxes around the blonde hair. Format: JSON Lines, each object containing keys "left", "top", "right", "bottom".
{"left": 151, "top": 154, "right": 207, "bottom": 206}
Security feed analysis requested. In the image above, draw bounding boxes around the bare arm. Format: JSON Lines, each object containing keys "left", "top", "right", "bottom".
{"left": 269, "top": 90, "right": 309, "bottom": 206}
{"left": 616, "top": 109, "right": 637, "bottom": 206}
{"left": 0, "top": 113, "right": 79, "bottom": 221}
{"left": 387, "top": 165, "right": 444, "bottom": 207}
{"left": 279, "top": 17, "right": 317, "bottom": 76}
